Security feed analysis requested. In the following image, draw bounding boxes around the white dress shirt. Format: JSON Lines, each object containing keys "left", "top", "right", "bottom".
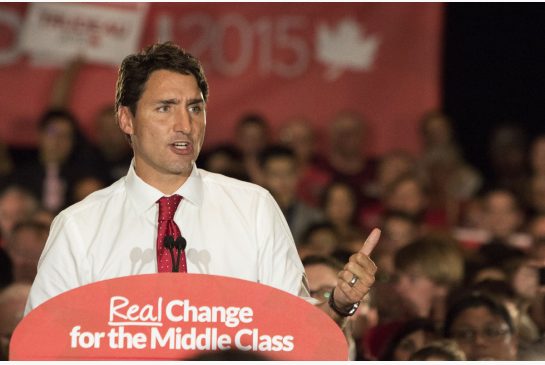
{"left": 26, "top": 162, "right": 310, "bottom": 313}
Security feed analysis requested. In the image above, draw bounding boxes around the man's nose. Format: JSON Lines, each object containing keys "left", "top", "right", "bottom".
{"left": 174, "top": 109, "right": 191, "bottom": 134}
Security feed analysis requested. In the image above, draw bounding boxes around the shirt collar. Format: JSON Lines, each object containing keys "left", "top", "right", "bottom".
{"left": 125, "top": 160, "right": 204, "bottom": 215}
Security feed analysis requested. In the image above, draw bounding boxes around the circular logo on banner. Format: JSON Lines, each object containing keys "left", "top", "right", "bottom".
{"left": 10, "top": 274, "right": 348, "bottom": 360}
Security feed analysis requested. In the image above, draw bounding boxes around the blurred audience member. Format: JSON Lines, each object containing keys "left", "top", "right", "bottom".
{"left": 70, "top": 175, "right": 107, "bottom": 205}
{"left": 381, "top": 210, "right": 422, "bottom": 252}
{"left": 371, "top": 211, "right": 422, "bottom": 282}
{"left": 5, "top": 221, "right": 49, "bottom": 283}
{"left": 378, "top": 317, "right": 438, "bottom": 361}
{"left": 94, "top": 104, "right": 132, "bottom": 183}
{"left": 278, "top": 117, "right": 331, "bottom": 207}
{"left": 233, "top": 113, "right": 271, "bottom": 185}
{"left": 486, "top": 123, "right": 529, "bottom": 199}
{"left": 417, "top": 111, "right": 482, "bottom": 227}
{"left": 381, "top": 172, "right": 448, "bottom": 229}
{"left": 320, "top": 111, "right": 376, "bottom": 209}
{"left": 302, "top": 255, "right": 364, "bottom": 360}
{"left": 320, "top": 181, "right": 361, "bottom": 248}
{"left": 198, "top": 144, "right": 248, "bottom": 181}
{"left": 408, "top": 339, "right": 466, "bottom": 361}
{"left": 30, "top": 209, "right": 54, "bottom": 232}
{"left": 297, "top": 221, "right": 339, "bottom": 259}
{"left": 369, "top": 150, "right": 415, "bottom": 200}
{"left": 259, "top": 145, "right": 323, "bottom": 243}
{"left": 480, "top": 188, "right": 530, "bottom": 249}
{"left": 0, "top": 283, "right": 31, "bottom": 361}
{"left": 467, "top": 278, "right": 539, "bottom": 346}
{"left": 444, "top": 292, "right": 518, "bottom": 360}
{"left": 394, "top": 234, "right": 464, "bottom": 325}
{"left": 361, "top": 150, "right": 415, "bottom": 230}
{"left": 0, "top": 186, "right": 38, "bottom": 247}
{"left": 9, "top": 109, "right": 106, "bottom": 213}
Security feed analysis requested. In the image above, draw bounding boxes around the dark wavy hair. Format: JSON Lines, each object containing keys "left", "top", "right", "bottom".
{"left": 115, "top": 41, "right": 209, "bottom": 116}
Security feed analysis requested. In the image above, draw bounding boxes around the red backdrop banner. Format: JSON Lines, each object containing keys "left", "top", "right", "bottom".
{"left": 0, "top": 3, "right": 443, "bottom": 155}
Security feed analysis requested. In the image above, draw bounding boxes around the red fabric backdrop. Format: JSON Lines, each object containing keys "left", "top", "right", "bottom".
{"left": 0, "top": 3, "right": 443, "bottom": 155}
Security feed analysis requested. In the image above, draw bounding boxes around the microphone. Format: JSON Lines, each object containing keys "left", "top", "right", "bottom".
{"left": 175, "top": 237, "right": 187, "bottom": 251}
{"left": 163, "top": 235, "right": 187, "bottom": 272}
{"left": 173, "top": 237, "right": 186, "bottom": 272}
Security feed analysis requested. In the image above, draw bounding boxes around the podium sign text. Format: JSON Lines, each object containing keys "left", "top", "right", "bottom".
{"left": 10, "top": 274, "right": 347, "bottom": 360}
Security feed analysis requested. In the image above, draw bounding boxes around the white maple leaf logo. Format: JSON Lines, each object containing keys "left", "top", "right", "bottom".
{"left": 316, "top": 18, "right": 380, "bottom": 81}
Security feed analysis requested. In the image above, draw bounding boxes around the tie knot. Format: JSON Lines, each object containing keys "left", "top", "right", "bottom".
{"left": 158, "top": 195, "right": 182, "bottom": 221}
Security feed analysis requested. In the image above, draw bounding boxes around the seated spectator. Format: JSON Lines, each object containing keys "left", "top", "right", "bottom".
{"left": 259, "top": 145, "right": 323, "bottom": 243}
{"left": 9, "top": 109, "right": 107, "bottom": 213}
{"left": 479, "top": 188, "right": 530, "bottom": 250}
{"left": 371, "top": 210, "right": 422, "bottom": 282}
{"left": 233, "top": 113, "right": 271, "bottom": 185}
{"left": 319, "top": 110, "right": 377, "bottom": 209}
{"left": 467, "top": 279, "right": 539, "bottom": 346}
{"left": 417, "top": 111, "right": 482, "bottom": 228}
{"left": 278, "top": 117, "right": 331, "bottom": 207}
{"left": 302, "top": 255, "right": 369, "bottom": 360}
{"left": 367, "top": 149, "right": 415, "bottom": 201}
{"left": 0, "top": 283, "right": 31, "bottom": 360}
{"left": 393, "top": 234, "right": 465, "bottom": 325}
{"left": 378, "top": 317, "right": 438, "bottom": 361}
{"left": 444, "top": 292, "right": 518, "bottom": 360}
{"left": 198, "top": 144, "right": 248, "bottom": 181}
{"left": 364, "top": 172, "right": 449, "bottom": 231}
{"left": 30, "top": 209, "right": 54, "bottom": 231}
{"left": 70, "top": 175, "right": 107, "bottom": 205}
{"left": 320, "top": 181, "right": 362, "bottom": 248}
{"left": 94, "top": 104, "right": 132, "bottom": 183}
{"left": 5, "top": 221, "right": 49, "bottom": 283}
{"left": 408, "top": 339, "right": 466, "bottom": 361}
{"left": 0, "top": 186, "right": 38, "bottom": 247}
{"left": 361, "top": 150, "right": 416, "bottom": 230}
{"left": 297, "top": 221, "right": 339, "bottom": 259}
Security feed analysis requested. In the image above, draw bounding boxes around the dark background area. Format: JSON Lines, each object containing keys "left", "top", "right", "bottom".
{"left": 443, "top": 3, "right": 545, "bottom": 179}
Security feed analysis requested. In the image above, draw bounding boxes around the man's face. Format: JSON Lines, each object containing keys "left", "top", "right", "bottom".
{"left": 482, "top": 192, "right": 522, "bottom": 239}
{"left": 394, "top": 266, "right": 437, "bottom": 316}
{"left": 305, "top": 263, "right": 337, "bottom": 303}
{"left": 263, "top": 157, "right": 298, "bottom": 205}
{"left": 449, "top": 306, "right": 517, "bottom": 360}
{"left": 39, "top": 118, "right": 74, "bottom": 164}
{"left": 118, "top": 70, "right": 206, "bottom": 187}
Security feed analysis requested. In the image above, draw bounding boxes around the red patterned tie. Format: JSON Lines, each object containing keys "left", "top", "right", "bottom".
{"left": 156, "top": 195, "right": 187, "bottom": 273}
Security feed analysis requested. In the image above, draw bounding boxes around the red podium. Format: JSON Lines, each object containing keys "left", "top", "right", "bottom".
{"left": 10, "top": 274, "right": 348, "bottom": 360}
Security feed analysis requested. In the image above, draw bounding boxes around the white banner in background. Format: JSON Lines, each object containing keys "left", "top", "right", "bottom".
{"left": 19, "top": 3, "right": 147, "bottom": 66}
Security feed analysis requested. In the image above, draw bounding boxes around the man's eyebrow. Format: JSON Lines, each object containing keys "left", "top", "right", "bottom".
{"left": 156, "top": 99, "right": 180, "bottom": 105}
{"left": 187, "top": 98, "right": 204, "bottom": 105}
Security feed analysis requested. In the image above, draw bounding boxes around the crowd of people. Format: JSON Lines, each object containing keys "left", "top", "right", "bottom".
{"left": 2, "top": 72, "right": 545, "bottom": 360}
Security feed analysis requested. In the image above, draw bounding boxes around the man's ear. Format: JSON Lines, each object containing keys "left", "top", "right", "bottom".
{"left": 117, "top": 106, "right": 134, "bottom": 136}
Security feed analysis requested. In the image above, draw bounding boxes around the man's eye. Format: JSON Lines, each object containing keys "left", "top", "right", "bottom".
{"left": 157, "top": 105, "right": 170, "bottom": 112}
{"left": 189, "top": 105, "right": 202, "bottom": 113}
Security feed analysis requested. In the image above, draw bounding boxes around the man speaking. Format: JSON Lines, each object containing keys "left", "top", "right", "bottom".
{"left": 25, "top": 42, "right": 379, "bottom": 323}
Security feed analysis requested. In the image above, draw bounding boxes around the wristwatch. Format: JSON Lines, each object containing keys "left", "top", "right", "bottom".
{"left": 328, "top": 287, "right": 360, "bottom": 317}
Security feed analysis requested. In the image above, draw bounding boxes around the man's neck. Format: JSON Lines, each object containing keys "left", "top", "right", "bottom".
{"left": 133, "top": 165, "right": 190, "bottom": 195}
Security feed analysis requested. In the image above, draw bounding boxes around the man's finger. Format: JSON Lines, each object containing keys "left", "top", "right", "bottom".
{"left": 359, "top": 228, "right": 381, "bottom": 256}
